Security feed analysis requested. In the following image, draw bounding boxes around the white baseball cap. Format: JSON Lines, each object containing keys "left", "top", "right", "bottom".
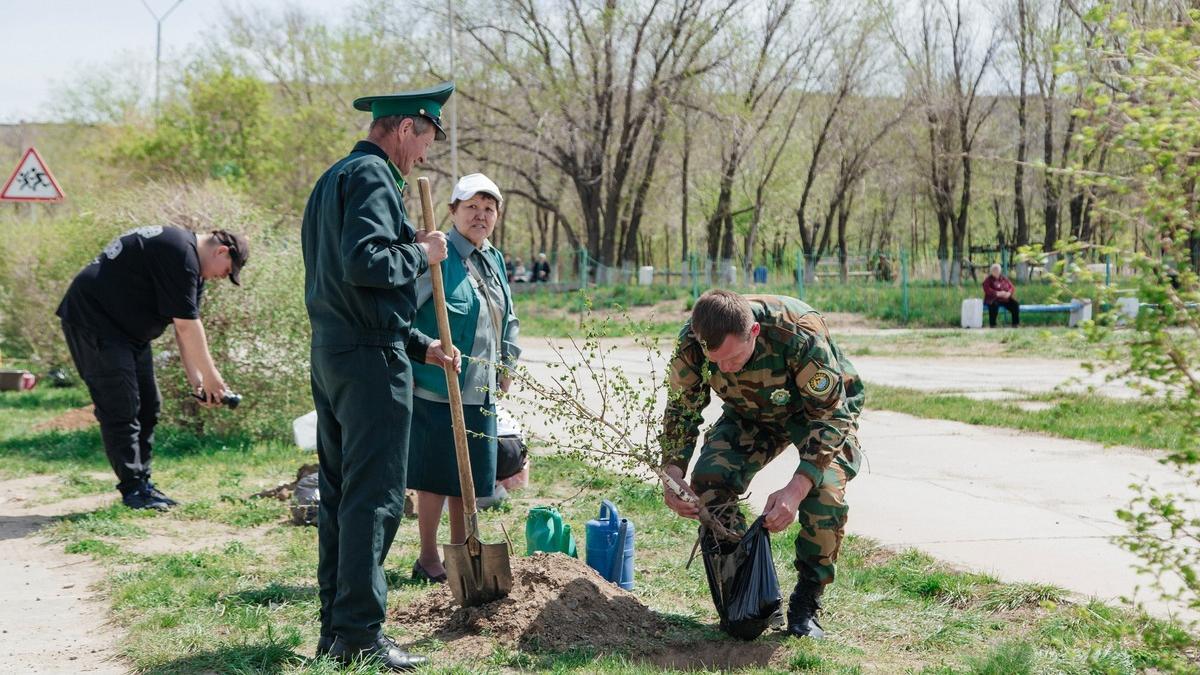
{"left": 449, "top": 173, "right": 503, "bottom": 207}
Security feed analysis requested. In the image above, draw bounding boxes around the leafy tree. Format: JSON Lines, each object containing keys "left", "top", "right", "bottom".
{"left": 1062, "top": 4, "right": 1200, "bottom": 626}
{"left": 117, "top": 67, "right": 278, "bottom": 188}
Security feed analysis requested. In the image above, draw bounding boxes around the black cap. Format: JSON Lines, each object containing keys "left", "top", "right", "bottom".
{"left": 211, "top": 229, "right": 249, "bottom": 286}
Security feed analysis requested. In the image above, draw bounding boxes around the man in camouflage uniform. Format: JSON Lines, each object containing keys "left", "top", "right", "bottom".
{"left": 661, "top": 289, "right": 864, "bottom": 639}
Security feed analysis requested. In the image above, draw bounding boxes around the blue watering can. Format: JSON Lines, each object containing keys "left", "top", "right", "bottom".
{"left": 585, "top": 500, "right": 635, "bottom": 590}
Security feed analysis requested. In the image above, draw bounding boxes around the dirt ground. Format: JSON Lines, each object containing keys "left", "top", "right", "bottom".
{"left": 32, "top": 404, "right": 97, "bottom": 433}
{"left": 394, "top": 553, "right": 671, "bottom": 655}
{"left": 393, "top": 552, "right": 792, "bottom": 669}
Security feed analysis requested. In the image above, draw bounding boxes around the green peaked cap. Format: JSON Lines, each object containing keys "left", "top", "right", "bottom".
{"left": 353, "top": 81, "right": 455, "bottom": 141}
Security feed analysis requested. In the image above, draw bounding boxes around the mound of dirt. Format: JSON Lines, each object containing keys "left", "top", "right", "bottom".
{"left": 393, "top": 552, "right": 671, "bottom": 654}
{"left": 32, "top": 405, "right": 96, "bottom": 432}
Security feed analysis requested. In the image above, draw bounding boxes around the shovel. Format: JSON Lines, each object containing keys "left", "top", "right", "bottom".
{"left": 416, "top": 177, "right": 513, "bottom": 607}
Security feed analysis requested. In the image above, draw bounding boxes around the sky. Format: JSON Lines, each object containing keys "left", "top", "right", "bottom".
{"left": 0, "top": 0, "right": 340, "bottom": 123}
{"left": 0, "top": 0, "right": 1009, "bottom": 125}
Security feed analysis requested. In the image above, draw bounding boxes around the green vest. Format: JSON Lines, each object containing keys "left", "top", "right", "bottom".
{"left": 411, "top": 243, "right": 501, "bottom": 396}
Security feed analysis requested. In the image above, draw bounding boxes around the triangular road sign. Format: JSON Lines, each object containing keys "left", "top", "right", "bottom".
{"left": 0, "top": 148, "right": 65, "bottom": 202}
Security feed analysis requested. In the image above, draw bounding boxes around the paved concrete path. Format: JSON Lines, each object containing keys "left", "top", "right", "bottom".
{"left": 852, "top": 355, "right": 1142, "bottom": 399}
{"left": 0, "top": 476, "right": 126, "bottom": 674}
{"left": 739, "top": 411, "right": 1193, "bottom": 622}
{"left": 516, "top": 342, "right": 1195, "bottom": 622}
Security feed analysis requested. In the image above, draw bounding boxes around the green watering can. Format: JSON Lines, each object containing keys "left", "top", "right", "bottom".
{"left": 525, "top": 506, "right": 578, "bottom": 557}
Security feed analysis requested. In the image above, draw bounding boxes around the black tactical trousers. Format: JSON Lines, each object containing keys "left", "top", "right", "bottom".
{"left": 60, "top": 321, "right": 161, "bottom": 495}
{"left": 311, "top": 344, "right": 412, "bottom": 646}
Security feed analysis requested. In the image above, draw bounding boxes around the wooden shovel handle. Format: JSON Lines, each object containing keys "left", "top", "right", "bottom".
{"left": 417, "top": 177, "right": 477, "bottom": 518}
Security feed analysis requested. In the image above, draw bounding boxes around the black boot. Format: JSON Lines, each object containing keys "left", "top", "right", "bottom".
{"left": 120, "top": 483, "right": 171, "bottom": 511}
{"left": 786, "top": 580, "right": 826, "bottom": 639}
{"left": 143, "top": 480, "right": 178, "bottom": 507}
{"left": 328, "top": 635, "right": 428, "bottom": 671}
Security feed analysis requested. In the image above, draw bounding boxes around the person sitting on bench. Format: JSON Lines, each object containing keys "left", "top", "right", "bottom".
{"left": 982, "top": 263, "right": 1019, "bottom": 327}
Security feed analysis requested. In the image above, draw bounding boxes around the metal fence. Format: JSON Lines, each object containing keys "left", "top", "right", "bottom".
{"left": 508, "top": 248, "right": 1126, "bottom": 325}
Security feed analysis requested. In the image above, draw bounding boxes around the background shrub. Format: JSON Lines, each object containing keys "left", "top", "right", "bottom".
{"left": 0, "top": 182, "right": 310, "bottom": 441}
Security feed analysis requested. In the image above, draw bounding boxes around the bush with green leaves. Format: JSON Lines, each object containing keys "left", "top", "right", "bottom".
{"left": 156, "top": 229, "right": 311, "bottom": 440}
{"left": 0, "top": 182, "right": 311, "bottom": 441}
{"left": 0, "top": 210, "right": 116, "bottom": 367}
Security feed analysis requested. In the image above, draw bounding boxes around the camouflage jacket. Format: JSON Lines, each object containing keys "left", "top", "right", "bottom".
{"left": 661, "top": 295, "right": 864, "bottom": 487}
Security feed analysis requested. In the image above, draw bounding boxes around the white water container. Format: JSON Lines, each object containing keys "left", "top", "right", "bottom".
{"left": 961, "top": 298, "right": 983, "bottom": 329}
{"left": 293, "top": 410, "right": 318, "bottom": 451}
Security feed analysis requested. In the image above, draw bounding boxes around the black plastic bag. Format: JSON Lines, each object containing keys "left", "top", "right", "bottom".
{"left": 495, "top": 434, "right": 528, "bottom": 481}
{"left": 290, "top": 473, "right": 319, "bottom": 526}
{"left": 700, "top": 516, "right": 782, "bottom": 640}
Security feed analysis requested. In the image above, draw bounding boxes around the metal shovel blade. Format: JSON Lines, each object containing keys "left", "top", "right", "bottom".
{"left": 444, "top": 536, "right": 513, "bottom": 607}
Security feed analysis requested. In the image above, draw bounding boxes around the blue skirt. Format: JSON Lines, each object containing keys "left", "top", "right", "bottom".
{"left": 406, "top": 397, "right": 496, "bottom": 498}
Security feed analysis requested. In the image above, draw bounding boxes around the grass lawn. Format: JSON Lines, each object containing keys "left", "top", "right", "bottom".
{"left": 513, "top": 284, "right": 1124, "bottom": 362}
{"left": 864, "top": 385, "right": 1191, "bottom": 453}
{"left": 836, "top": 328, "right": 1113, "bottom": 361}
{"left": 513, "top": 280, "right": 1105, "bottom": 337}
{"left": 2, "top": 386, "right": 1197, "bottom": 673}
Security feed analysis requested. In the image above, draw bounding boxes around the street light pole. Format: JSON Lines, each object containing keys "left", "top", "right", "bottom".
{"left": 141, "top": 0, "right": 187, "bottom": 118}
{"left": 448, "top": 0, "right": 458, "bottom": 181}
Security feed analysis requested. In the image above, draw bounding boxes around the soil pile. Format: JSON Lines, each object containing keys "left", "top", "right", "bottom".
{"left": 32, "top": 405, "right": 96, "bottom": 432}
{"left": 394, "top": 552, "right": 671, "bottom": 654}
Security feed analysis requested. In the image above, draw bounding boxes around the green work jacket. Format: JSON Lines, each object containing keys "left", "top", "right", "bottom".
{"left": 301, "top": 140, "right": 432, "bottom": 359}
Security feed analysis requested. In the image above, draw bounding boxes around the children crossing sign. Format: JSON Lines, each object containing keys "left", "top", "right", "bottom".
{"left": 1, "top": 148, "right": 65, "bottom": 202}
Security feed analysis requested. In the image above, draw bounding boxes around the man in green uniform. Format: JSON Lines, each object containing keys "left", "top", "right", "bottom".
{"left": 661, "top": 289, "right": 864, "bottom": 639}
{"left": 301, "top": 82, "right": 460, "bottom": 671}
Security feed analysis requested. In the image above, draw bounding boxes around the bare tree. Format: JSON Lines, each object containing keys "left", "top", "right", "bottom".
{"left": 1028, "top": 0, "right": 1075, "bottom": 259}
{"left": 1010, "top": 0, "right": 1032, "bottom": 251}
{"left": 893, "top": 0, "right": 999, "bottom": 284}
{"left": 831, "top": 101, "right": 911, "bottom": 282}
{"left": 794, "top": 11, "right": 879, "bottom": 281}
{"left": 448, "top": 0, "right": 743, "bottom": 269}
{"left": 679, "top": 97, "right": 696, "bottom": 263}
{"left": 695, "top": 0, "right": 822, "bottom": 273}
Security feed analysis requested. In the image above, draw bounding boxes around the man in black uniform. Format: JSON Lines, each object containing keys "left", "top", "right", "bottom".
{"left": 301, "top": 82, "right": 457, "bottom": 671}
{"left": 57, "top": 225, "right": 248, "bottom": 510}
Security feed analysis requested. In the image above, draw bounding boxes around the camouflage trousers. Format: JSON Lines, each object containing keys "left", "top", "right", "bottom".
{"left": 691, "top": 413, "right": 860, "bottom": 587}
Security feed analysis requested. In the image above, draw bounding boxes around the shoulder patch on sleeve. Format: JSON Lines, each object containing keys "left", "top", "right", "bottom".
{"left": 804, "top": 368, "right": 837, "bottom": 397}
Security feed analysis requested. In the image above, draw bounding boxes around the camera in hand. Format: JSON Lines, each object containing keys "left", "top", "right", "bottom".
{"left": 192, "top": 390, "right": 243, "bottom": 409}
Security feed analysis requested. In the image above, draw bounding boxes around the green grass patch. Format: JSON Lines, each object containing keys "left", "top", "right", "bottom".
{"left": 513, "top": 280, "right": 1102, "bottom": 337}
{"left": 70, "top": 453, "right": 1200, "bottom": 670}
{"left": 5, "top": 409, "right": 1195, "bottom": 672}
{"left": 0, "top": 386, "right": 91, "bottom": 442}
{"left": 964, "top": 640, "right": 1036, "bottom": 674}
{"left": 55, "top": 504, "right": 151, "bottom": 539}
{"left": 837, "top": 327, "right": 1113, "bottom": 360}
{"left": 65, "top": 538, "right": 122, "bottom": 557}
{"left": 866, "top": 384, "right": 1189, "bottom": 452}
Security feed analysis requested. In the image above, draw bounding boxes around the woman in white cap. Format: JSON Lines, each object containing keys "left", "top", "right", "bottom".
{"left": 405, "top": 173, "right": 521, "bottom": 583}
